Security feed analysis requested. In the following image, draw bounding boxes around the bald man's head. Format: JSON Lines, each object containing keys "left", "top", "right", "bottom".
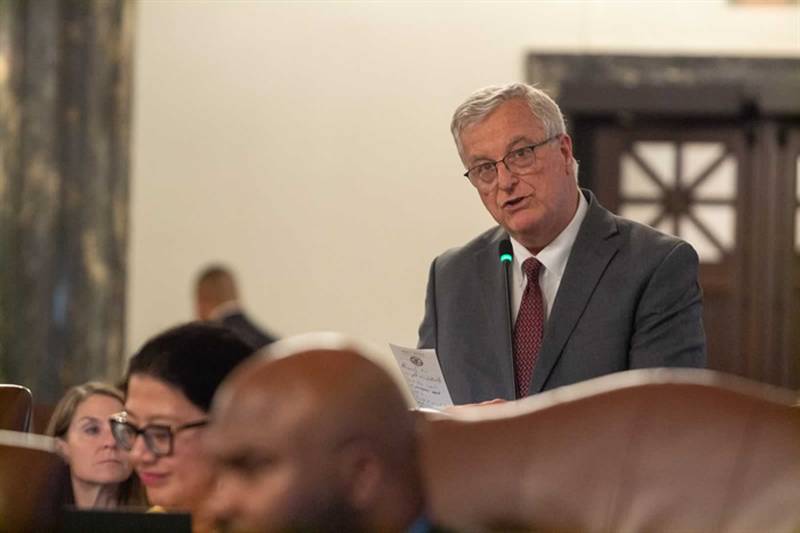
{"left": 204, "top": 340, "right": 422, "bottom": 533}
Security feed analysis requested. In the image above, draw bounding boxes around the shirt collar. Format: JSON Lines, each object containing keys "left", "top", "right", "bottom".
{"left": 509, "top": 191, "right": 588, "bottom": 283}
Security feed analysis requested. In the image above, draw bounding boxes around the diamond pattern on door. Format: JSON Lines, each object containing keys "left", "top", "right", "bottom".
{"left": 618, "top": 141, "right": 737, "bottom": 263}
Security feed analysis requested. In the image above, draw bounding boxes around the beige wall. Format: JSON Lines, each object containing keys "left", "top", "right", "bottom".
{"left": 128, "top": 0, "right": 800, "bottom": 376}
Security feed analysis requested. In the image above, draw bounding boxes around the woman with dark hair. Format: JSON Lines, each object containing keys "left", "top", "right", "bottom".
{"left": 109, "top": 322, "right": 254, "bottom": 531}
{"left": 47, "top": 381, "right": 144, "bottom": 509}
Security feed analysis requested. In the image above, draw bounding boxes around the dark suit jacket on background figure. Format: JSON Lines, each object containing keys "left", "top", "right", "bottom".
{"left": 418, "top": 189, "right": 706, "bottom": 404}
{"left": 219, "top": 311, "right": 276, "bottom": 351}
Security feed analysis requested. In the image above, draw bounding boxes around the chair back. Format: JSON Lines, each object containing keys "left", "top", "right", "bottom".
{"left": 0, "top": 384, "right": 33, "bottom": 432}
{"left": 31, "top": 403, "right": 57, "bottom": 435}
{"left": 0, "top": 430, "right": 67, "bottom": 532}
{"left": 421, "top": 368, "right": 800, "bottom": 533}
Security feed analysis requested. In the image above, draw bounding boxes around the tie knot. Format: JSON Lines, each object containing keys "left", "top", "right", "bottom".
{"left": 522, "top": 257, "right": 541, "bottom": 279}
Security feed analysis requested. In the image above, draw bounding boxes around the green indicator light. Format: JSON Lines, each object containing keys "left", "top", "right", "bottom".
{"left": 500, "top": 253, "right": 513, "bottom": 263}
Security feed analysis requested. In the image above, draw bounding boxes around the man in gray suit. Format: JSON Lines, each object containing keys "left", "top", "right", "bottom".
{"left": 418, "top": 83, "right": 706, "bottom": 405}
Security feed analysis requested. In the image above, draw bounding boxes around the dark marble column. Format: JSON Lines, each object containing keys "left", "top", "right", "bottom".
{"left": 0, "top": 0, "right": 134, "bottom": 404}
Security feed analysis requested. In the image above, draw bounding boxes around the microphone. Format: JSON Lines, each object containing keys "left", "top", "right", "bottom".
{"left": 498, "top": 239, "right": 516, "bottom": 395}
{"left": 498, "top": 240, "right": 513, "bottom": 264}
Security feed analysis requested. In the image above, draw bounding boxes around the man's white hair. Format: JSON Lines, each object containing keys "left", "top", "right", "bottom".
{"left": 451, "top": 82, "right": 579, "bottom": 180}
{"left": 451, "top": 83, "right": 567, "bottom": 159}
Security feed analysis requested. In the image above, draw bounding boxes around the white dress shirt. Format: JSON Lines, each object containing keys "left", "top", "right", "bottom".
{"left": 510, "top": 192, "right": 589, "bottom": 325}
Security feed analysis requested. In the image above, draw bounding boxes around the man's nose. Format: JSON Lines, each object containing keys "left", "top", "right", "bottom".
{"left": 496, "top": 161, "right": 517, "bottom": 191}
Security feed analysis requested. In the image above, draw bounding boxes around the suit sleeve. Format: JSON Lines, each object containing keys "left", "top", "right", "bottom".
{"left": 417, "top": 258, "right": 438, "bottom": 349}
{"left": 629, "top": 241, "right": 707, "bottom": 369}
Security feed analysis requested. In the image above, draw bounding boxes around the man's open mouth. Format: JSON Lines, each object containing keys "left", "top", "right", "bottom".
{"left": 503, "top": 196, "right": 527, "bottom": 208}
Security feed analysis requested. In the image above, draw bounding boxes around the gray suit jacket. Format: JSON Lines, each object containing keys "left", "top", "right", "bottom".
{"left": 418, "top": 189, "right": 706, "bottom": 404}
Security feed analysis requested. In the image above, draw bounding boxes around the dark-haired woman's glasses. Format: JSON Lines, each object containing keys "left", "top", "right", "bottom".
{"left": 109, "top": 412, "right": 208, "bottom": 457}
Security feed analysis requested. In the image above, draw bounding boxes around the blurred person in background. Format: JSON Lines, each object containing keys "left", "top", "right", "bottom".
{"left": 47, "top": 381, "right": 144, "bottom": 509}
{"left": 111, "top": 322, "right": 254, "bottom": 532}
{"left": 194, "top": 264, "right": 277, "bottom": 350}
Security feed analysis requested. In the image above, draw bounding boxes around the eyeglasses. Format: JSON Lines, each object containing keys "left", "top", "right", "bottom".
{"left": 463, "top": 135, "right": 560, "bottom": 191}
{"left": 109, "top": 412, "right": 208, "bottom": 458}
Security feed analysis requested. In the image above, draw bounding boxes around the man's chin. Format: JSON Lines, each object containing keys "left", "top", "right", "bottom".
{"left": 504, "top": 220, "right": 542, "bottom": 243}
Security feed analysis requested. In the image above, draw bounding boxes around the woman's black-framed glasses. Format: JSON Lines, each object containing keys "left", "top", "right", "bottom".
{"left": 109, "top": 411, "right": 208, "bottom": 458}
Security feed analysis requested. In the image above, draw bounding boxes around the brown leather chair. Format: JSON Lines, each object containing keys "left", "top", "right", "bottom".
{"left": 0, "top": 430, "right": 68, "bottom": 532}
{"left": 420, "top": 368, "right": 800, "bottom": 533}
{"left": 31, "top": 403, "right": 56, "bottom": 435}
{"left": 0, "top": 384, "right": 33, "bottom": 432}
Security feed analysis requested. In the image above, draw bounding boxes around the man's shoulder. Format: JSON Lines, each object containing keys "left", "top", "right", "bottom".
{"left": 219, "top": 311, "right": 276, "bottom": 349}
{"left": 615, "top": 214, "right": 696, "bottom": 262}
{"left": 584, "top": 192, "right": 696, "bottom": 260}
{"left": 220, "top": 310, "right": 248, "bottom": 326}
{"left": 434, "top": 226, "right": 505, "bottom": 270}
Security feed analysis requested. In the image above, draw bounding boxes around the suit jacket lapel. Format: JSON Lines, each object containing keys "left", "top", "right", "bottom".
{"left": 529, "top": 190, "right": 620, "bottom": 394}
{"left": 474, "top": 231, "right": 517, "bottom": 400}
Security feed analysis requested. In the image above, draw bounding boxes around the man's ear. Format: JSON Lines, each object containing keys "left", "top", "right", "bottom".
{"left": 339, "top": 441, "right": 382, "bottom": 510}
{"left": 559, "top": 133, "right": 574, "bottom": 173}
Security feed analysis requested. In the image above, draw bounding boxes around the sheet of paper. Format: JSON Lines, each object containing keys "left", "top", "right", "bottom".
{"left": 389, "top": 343, "right": 453, "bottom": 409}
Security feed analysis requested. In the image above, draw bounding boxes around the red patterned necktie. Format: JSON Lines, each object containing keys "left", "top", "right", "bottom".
{"left": 513, "top": 257, "right": 544, "bottom": 398}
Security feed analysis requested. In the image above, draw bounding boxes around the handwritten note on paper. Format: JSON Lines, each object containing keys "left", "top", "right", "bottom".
{"left": 389, "top": 344, "right": 453, "bottom": 409}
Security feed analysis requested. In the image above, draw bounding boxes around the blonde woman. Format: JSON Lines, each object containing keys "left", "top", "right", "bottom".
{"left": 47, "top": 381, "right": 144, "bottom": 508}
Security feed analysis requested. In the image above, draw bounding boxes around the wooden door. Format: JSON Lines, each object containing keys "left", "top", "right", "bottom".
{"left": 590, "top": 121, "right": 799, "bottom": 388}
